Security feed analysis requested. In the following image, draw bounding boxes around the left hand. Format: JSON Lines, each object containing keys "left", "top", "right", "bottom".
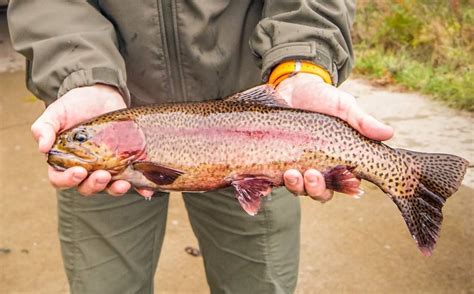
{"left": 275, "top": 73, "right": 394, "bottom": 202}
{"left": 31, "top": 84, "right": 153, "bottom": 198}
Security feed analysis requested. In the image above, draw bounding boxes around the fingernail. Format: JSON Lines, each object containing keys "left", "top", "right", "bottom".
{"left": 72, "top": 172, "right": 83, "bottom": 182}
{"left": 287, "top": 177, "right": 298, "bottom": 185}
{"left": 307, "top": 176, "right": 317, "bottom": 185}
{"left": 97, "top": 178, "right": 109, "bottom": 185}
{"left": 106, "top": 190, "right": 121, "bottom": 197}
{"left": 38, "top": 135, "right": 45, "bottom": 152}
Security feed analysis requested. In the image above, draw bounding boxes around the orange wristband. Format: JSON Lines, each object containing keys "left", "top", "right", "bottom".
{"left": 268, "top": 60, "right": 332, "bottom": 86}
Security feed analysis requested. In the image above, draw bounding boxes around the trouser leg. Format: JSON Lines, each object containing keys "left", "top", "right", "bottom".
{"left": 183, "top": 187, "right": 301, "bottom": 294}
{"left": 57, "top": 189, "right": 169, "bottom": 294}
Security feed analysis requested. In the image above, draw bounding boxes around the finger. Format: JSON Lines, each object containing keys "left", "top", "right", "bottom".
{"left": 336, "top": 93, "right": 394, "bottom": 141}
{"left": 76, "top": 170, "right": 112, "bottom": 196}
{"left": 31, "top": 114, "right": 60, "bottom": 153}
{"left": 310, "top": 190, "right": 334, "bottom": 203}
{"left": 106, "top": 180, "right": 132, "bottom": 197}
{"left": 284, "top": 169, "right": 305, "bottom": 195}
{"left": 347, "top": 105, "right": 394, "bottom": 141}
{"left": 357, "top": 114, "right": 394, "bottom": 141}
{"left": 135, "top": 188, "right": 155, "bottom": 199}
{"left": 303, "top": 169, "right": 326, "bottom": 197}
{"left": 48, "top": 166, "right": 87, "bottom": 189}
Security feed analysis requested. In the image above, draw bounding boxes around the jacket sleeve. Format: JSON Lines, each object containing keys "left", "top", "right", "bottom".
{"left": 7, "top": 0, "right": 130, "bottom": 106}
{"left": 250, "top": 0, "right": 355, "bottom": 86}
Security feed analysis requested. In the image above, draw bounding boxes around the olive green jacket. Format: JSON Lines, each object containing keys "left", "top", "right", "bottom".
{"left": 8, "top": 0, "right": 354, "bottom": 106}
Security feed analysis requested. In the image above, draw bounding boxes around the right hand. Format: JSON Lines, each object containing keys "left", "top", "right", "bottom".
{"left": 277, "top": 73, "right": 393, "bottom": 202}
{"left": 31, "top": 84, "right": 154, "bottom": 198}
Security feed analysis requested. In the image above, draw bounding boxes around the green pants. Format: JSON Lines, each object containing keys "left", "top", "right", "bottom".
{"left": 57, "top": 187, "right": 301, "bottom": 294}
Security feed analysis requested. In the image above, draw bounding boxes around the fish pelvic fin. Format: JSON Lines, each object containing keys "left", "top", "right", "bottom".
{"left": 389, "top": 149, "right": 469, "bottom": 256}
{"left": 228, "top": 175, "right": 274, "bottom": 216}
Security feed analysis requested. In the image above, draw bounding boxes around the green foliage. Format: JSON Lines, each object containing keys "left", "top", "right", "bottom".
{"left": 376, "top": 6, "right": 423, "bottom": 49}
{"left": 353, "top": 0, "right": 474, "bottom": 110}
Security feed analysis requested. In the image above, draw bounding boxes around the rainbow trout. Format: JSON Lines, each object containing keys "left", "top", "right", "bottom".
{"left": 47, "top": 85, "right": 468, "bottom": 255}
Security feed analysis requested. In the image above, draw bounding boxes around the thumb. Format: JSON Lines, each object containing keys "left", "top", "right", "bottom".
{"left": 334, "top": 92, "right": 394, "bottom": 141}
{"left": 31, "top": 110, "right": 61, "bottom": 153}
{"left": 357, "top": 113, "right": 394, "bottom": 141}
{"left": 345, "top": 102, "right": 394, "bottom": 141}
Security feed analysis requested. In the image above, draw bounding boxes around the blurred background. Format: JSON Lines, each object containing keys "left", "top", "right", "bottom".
{"left": 353, "top": 0, "right": 473, "bottom": 111}
{"left": 1, "top": 1, "right": 473, "bottom": 293}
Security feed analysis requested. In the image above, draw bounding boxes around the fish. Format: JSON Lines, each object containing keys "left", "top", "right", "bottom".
{"left": 47, "top": 85, "right": 469, "bottom": 256}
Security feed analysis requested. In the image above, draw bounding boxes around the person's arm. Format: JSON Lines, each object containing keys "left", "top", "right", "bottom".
{"left": 8, "top": 0, "right": 130, "bottom": 105}
{"left": 8, "top": 1, "right": 151, "bottom": 197}
{"left": 250, "top": 0, "right": 355, "bottom": 86}
{"left": 250, "top": 1, "right": 393, "bottom": 201}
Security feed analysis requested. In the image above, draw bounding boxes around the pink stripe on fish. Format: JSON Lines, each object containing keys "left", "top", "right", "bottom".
{"left": 149, "top": 126, "right": 325, "bottom": 146}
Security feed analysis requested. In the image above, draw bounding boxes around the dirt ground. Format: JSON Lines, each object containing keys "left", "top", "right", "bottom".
{"left": 1, "top": 11, "right": 473, "bottom": 294}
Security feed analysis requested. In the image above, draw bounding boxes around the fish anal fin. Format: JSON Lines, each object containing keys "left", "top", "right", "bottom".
{"left": 132, "top": 161, "right": 184, "bottom": 185}
{"left": 224, "top": 85, "right": 290, "bottom": 108}
{"left": 229, "top": 175, "right": 274, "bottom": 216}
{"left": 323, "top": 165, "right": 363, "bottom": 197}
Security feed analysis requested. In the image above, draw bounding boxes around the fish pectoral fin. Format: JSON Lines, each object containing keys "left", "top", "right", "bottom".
{"left": 223, "top": 85, "right": 290, "bottom": 108}
{"left": 323, "top": 165, "right": 364, "bottom": 197}
{"left": 228, "top": 175, "right": 274, "bottom": 216}
{"left": 132, "top": 161, "right": 184, "bottom": 185}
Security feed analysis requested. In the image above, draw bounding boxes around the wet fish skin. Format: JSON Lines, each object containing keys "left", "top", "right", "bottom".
{"left": 47, "top": 85, "right": 469, "bottom": 256}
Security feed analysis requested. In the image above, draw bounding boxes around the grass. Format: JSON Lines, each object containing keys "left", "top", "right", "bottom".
{"left": 354, "top": 47, "right": 474, "bottom": 111}
{"left": 352, "top": 0, "right": 474, "bottom": 111}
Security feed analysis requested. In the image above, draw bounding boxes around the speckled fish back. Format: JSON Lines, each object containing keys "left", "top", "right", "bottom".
{"left": 127, "top": 101, "right": 387, "bottom": 183}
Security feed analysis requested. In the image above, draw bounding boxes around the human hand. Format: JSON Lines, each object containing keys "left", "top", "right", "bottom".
{"left": 275, "top": 73, "right": 394, "bottom": 202}
{"left": 31, "top": 84, "right": 153, "bottom": 198}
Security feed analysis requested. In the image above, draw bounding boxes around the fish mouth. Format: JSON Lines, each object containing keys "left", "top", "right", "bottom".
{"left": 47, "top": 149, "right": 97, "bottom": 171}
{"left": 48, "top": 161, "right": 67, "bottom": 171}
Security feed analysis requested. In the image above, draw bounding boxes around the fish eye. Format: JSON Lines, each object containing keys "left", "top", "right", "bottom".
{"left": 73, "top": 130, "right": 89, "bottom": 143}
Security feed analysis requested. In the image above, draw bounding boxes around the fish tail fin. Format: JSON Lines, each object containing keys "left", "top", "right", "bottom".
{"left": 389, "top": 149, "right": 468, "bottom": 256}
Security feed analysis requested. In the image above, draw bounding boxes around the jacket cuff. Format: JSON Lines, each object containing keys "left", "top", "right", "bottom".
{"left": 261, "top": 42, "right": 338, "bottom": 86}
{"left": 57, "top": 67, "right": 131, "bottom": 106}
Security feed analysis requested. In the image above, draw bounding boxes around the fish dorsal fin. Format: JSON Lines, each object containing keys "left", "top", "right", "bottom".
{"left": 227, "top": 175, "right": 274, "bottom": 216}
{"left": 133, "top": 161, "right": 184, "bottom": 185}
{"left": 224, "top": 85, "right": 290, "bottom": 108}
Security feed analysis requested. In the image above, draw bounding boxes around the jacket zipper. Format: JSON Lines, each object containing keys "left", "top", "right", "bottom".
{"left": 160, "top": 0, "right": 185, "bottom": 101}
